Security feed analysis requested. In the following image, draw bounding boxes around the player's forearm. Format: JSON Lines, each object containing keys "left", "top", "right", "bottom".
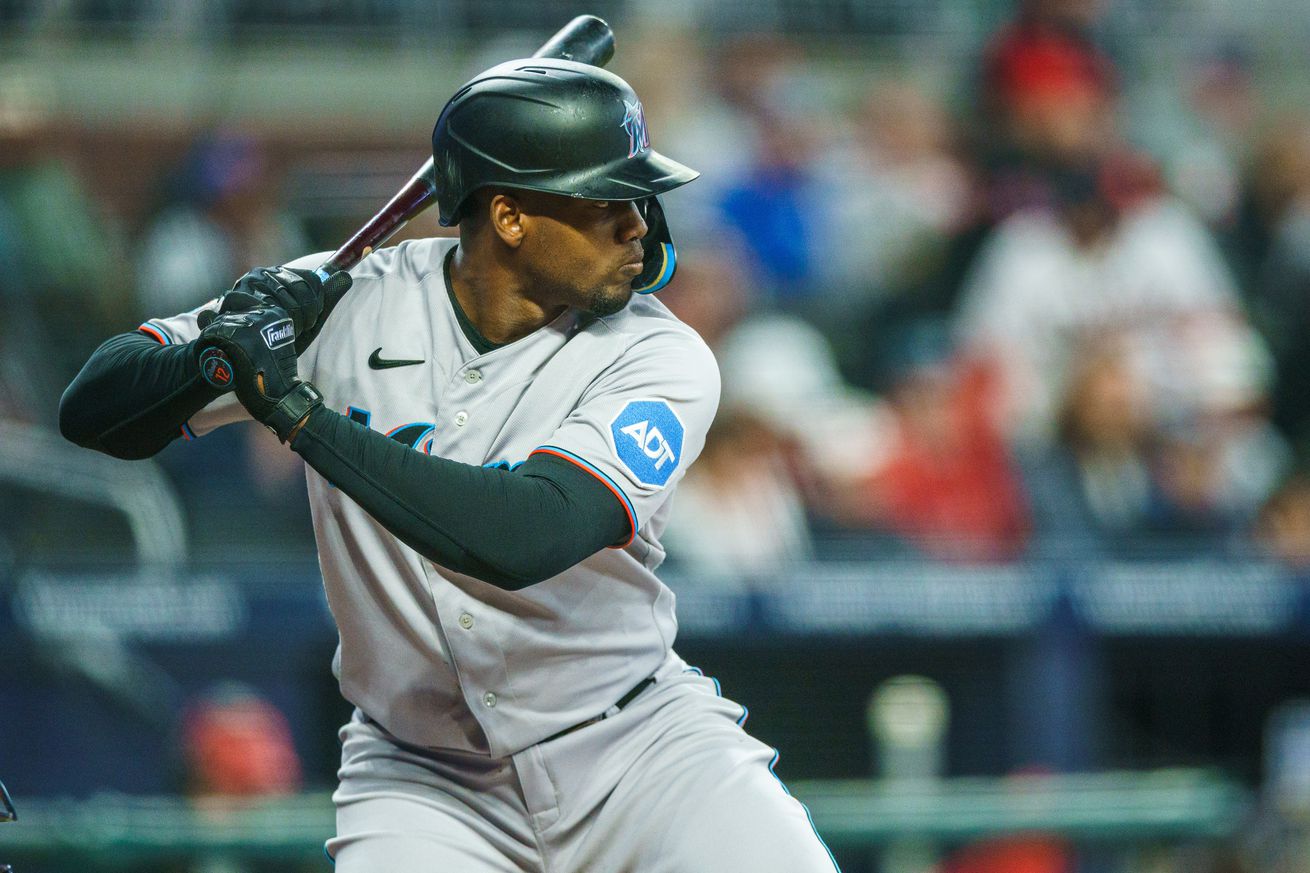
{"left": 59, "top": 332, "right": 222, "bottom": 459}
{"left": 290, "top": 406, "right": 628, "bottom": 589}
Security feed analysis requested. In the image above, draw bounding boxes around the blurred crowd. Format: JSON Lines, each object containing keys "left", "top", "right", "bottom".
{"left": 638, "top": 0, "right": 1310, "bottom": 577}
{"left": 3, "top": 0, "right": 1310, "bottom": 572}
{"left": 4, "top": 7, "right": 1310, "bottom": 873}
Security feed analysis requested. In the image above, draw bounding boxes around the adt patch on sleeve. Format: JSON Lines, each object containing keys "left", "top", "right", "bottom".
{"left": 610, "top": 400, "right": 685, "bottom": 488}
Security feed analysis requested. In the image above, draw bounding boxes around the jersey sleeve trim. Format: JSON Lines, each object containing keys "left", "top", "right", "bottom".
{"left": 137, "top": 322, "right": 171, "bottom": 345}
{"left": 137, "top": 323, "right": 198, "bottom": 440}
{"left": 530, "top": 445, "right": 638, "bottom": 549}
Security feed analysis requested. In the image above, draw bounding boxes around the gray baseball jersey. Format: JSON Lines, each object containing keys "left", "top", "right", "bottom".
{"left": 142, "top": 236, "right": 719, "bottom": 758}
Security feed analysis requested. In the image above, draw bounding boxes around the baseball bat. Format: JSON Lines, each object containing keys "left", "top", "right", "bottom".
{"left": 312, "top": 15, "right": 615, "bottom": 282}
{"left": 196, "top": 15, "right": 614, "bottom": 391}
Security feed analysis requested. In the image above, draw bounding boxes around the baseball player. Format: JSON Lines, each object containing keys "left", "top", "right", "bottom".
{"left": 60, "top": 59, "right": 839, "bottom": 872}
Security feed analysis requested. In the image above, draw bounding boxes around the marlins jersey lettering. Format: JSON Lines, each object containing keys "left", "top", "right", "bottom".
{"left": 140, "top": 237, "right": 720, "bottom": 757}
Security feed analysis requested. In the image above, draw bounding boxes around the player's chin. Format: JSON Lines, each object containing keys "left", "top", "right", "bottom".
{"left": 584, "top": 282, "right": 633, "bottom": 317}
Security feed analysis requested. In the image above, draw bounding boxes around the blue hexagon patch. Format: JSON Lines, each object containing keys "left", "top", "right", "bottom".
{"left": 610, "top": 400, "right": 684, "bottom": 488}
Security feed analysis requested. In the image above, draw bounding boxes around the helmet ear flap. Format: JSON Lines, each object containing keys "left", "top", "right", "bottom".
{"left": 631, "top": 196, "right": 678, "bottom": 295}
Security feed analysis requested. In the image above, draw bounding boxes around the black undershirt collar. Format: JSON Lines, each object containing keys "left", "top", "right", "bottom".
{"left": 443, "top": 246, "right": 503, "bottom": 355}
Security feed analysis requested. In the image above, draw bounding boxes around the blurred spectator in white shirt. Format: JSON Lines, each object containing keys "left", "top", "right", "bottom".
{"left": 955, "top": 157, "right": 1265, "bottom": 448}
{"left": 662, "top": 408, "right": 813, "bottom": 582}
{"left": 658, "top": 236, "right": 817, "bottom": 580}
{"left": 716, "top": 312, "right": 888, "bottom": 497}
{"left": 1159, "top": 43, "right": 1255, "bottom": 231}
{"left": 135, "top": 131, "right": 309, "bottom": 313}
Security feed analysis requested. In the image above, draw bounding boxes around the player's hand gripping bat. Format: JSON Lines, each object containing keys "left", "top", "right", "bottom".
{"left": 196, "top": 15, "right": 614, "bottom": 383}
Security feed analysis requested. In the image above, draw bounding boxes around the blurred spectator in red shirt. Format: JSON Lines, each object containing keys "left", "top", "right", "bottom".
{"left": 833, "top": 321, "right": 1030, "bottom": 562}
{"left": 182, "top": 684, "right": 302, "bottom": 803}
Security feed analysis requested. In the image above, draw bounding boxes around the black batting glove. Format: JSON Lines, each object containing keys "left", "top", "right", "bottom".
{"left": 200, "top": 266, "right": 353, "bottom": 354}
{"left": 195, "top": 305, "right": 323, "bottom": 443}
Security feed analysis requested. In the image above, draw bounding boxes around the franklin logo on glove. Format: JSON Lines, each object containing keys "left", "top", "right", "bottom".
{"left": 261, "top": 320, "right": 296, "bottom": 350}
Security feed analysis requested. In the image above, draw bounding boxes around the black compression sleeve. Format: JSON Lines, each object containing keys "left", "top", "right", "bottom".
{"left": 291, "top": 406, "right": 631, "bottom": 589}
{"left": 59, "top": 332, "right": 223, "bottom": 459}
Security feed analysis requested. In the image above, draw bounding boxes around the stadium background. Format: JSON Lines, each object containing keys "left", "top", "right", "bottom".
{"left": 3, "top": 0, "right": 1310, "bottom": 870}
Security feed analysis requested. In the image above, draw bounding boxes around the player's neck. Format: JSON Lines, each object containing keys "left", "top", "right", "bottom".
{"left": 448, "top": 244, "right": 566, "bottom": 346}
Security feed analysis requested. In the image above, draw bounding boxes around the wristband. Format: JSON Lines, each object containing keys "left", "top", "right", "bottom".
{"left": 264, "top": 381, "right": 324, "bottom": 443}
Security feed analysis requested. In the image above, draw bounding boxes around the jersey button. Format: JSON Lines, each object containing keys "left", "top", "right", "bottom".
{"left": 464, "top": 370, "right": 482, "bottom": 384}
{"left": 458, "top": 612, "right": 474, "bottom": 630}
{"left": 483, "top": 692, "right": 497, "bottom": 708}
{"left": 454, "top": 411, "right": 469, "bottom": 427}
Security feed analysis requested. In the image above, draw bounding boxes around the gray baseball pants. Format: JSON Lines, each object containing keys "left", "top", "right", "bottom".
{"left": 326, "top": 667, "right": 839, "bottom": 872}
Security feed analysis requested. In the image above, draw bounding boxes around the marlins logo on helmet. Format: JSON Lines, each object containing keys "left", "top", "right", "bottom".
{"left": 621, "top": 100, "right": 650, "bottom": 158}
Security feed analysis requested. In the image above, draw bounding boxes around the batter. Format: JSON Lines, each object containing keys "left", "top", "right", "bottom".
{"left": 61, "top": 58, "right": 838, "bottom": 872}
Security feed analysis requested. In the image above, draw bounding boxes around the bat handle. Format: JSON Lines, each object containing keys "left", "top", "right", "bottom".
{"left": 316, "top": 158, "right": 438, "bottom": 278}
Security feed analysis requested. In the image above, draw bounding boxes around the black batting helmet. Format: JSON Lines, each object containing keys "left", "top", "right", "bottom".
{"left": 432, "top": 58, "right": 699, "bottom": 294}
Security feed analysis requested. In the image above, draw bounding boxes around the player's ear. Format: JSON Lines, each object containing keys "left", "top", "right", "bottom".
{"left": 489, "top": 193, "right": 526, "bottom": 248}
